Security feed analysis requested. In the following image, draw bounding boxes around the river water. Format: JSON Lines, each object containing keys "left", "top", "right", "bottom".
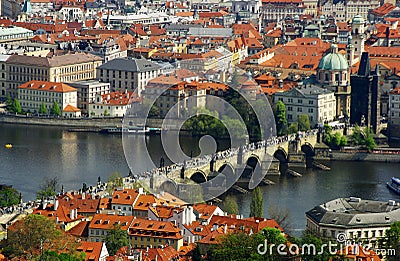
{"left": 1, "top": 123, "right": 399, "bottom": 234}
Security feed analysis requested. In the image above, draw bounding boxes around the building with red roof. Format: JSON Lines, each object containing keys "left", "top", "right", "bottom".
{"left": 77, "top": 241, "right": 109, "bottom": 261}
{"left": 17, "top": 80, "right": 78, "bottom": 115}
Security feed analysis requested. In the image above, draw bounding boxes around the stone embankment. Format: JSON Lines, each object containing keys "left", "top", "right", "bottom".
{"left": 315, "top": 148, "right": 400, "bottom": 163}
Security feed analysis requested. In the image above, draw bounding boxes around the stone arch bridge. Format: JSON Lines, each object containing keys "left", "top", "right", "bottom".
{"left": 135, "top": 131, "right": 319, "bottom": 196}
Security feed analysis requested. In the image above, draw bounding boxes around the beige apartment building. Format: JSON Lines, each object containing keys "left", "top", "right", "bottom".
{"left": 5, "top": 52, "right": 103, "bottom": 97}
{"left": 321, "top": 0, "right": 380, "bottom": 22}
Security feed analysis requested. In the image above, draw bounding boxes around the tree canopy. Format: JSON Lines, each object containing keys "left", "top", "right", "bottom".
{"left": 351, "top": 125, "right": 376, "bottom": 151}
{"left": 274, "top": 101, "right": 287, "bottom": 136}
{"left": 250, "top": 187, "right": 263, "bottom": 218}
{"left": 379, "top": 221, "right": 400, "bottom": 261}
{"left": 2, "top": 214, "right": 80, "bottom": 259}
{"left": 220, "top": 195, "right": 239, "bottom": 215}
{"left": 37, "top": 176, "right": 58, "bottom": 200}
{"left": 0, "top": 186, "right": 20, "bottom": 207}
{"left": 51, "top": 101, "right": 61, "bottom": 116}
{"left": 107, "top": 172, "right": 124, "bottom": 193}
{"left": 104, "top": 224, "right": 129, "bottom": 256}
{"left": 39, "top": 102, "right": 48, "bottom": 114}
{"left": 297, "top": 114, "right": 311, "bottom": 131}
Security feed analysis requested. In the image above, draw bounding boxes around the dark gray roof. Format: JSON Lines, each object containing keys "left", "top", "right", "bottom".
{"left": 98, "top": 58, "right": 161, "bottom": 72}
{"left": 306, "top": 197, "right": 400, "bottom": 228}
{"left": 275, "top": 84, "right": 333, "bottom": 98}
{"left": 165, "top": 24, "right": 202, "bottom": 31}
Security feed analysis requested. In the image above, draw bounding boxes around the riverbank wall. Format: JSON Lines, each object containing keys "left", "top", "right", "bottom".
{"left": 314, "top": 148, "right": 400, "bottom": 163}
{"left": 0, "top": 115, "right": 175, "bottom": 129}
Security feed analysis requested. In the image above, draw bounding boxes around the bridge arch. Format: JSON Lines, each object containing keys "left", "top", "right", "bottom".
{"left": 301, "top": 142, "right": 315, "bottom": 157}
{"left": 190, "top": 171, "right": 207, "bottom": 184}
{"left": 217, "top": 163, "right": 235, "bottom": 176}
{"left": 273, "top": 147, "right": 288, "bottom": 163}
{"left": 159, "top": 180, "right": 177, "bottom": 194}
{"left": 243, "top": 155, "right": 262, "bottom": 179}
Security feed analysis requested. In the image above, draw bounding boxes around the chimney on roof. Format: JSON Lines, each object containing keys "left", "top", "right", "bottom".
{"left": 54, "top": 199, "right": 59, "bottom": 211}
{"left": 278, "top": 79, "right": 283, "bottom": 89}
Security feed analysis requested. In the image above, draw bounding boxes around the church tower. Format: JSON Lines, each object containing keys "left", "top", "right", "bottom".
{"left": 351, "top": 14, "right": 365, "bottom": 59}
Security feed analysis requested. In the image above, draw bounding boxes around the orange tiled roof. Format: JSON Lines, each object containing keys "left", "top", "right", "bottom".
{"left": 183, "top": 221, "right": 211, "bottom": 237}
{"left": 128, "top": 218, "right": 182, "bottom": 240}
{"left": 58, "top": 192, "right": 99, "bottom": 214}
{"left": 335, "top": 245, "right": 381, "bottom": 261}
{"left": 142, "top": 246, "right": 180, "bottom": 261}
{"left": 149, "top": 205, "right": 183, "bottom": 219}
{"left": 33, "top": 203, "right": 83, "bottom": 223}
{"left": 68, "top": 220, "right": 89, "bottom": 238}
{"left": 99, "top": 198, "right": 111, "bottom": 210}
{"left": 390, "top": 86, "right": 400, "bottom": 95}
{"left": 63, "top": 104, "right": 81, "bottom": 112}
{"left": 99, "top": 91, "right": 140, "bottom": 106}
{"left": 77, "top": 241, "right": 104, "bottom": 261}
{"left": 371, "top": 3, "right": 395, "bottom": 17}
{"left": 89, "top": 214, "right": 134, "bottom": 230}
{"left": 18, "top": 80, "right": 77, "bottom": 93}
{"left": 133, "top": 194, "right": 156, "bottom": 212}
{"left": 111, "top": 188, "right": 140, "bottom": 206}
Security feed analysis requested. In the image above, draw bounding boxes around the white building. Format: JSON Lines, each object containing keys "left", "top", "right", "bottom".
{"left": 321, "top": 0, "right": 380, "bottom": 22}
{"left": 306, "top": 197, "right": 400, "bottom": 246}
{"left": 88, "top": 90, "right": 140, "bottom": 117}
{"left": 17, "top": 80, "right": 78, "bottom": 114}
{"left": 273, "top": 84, "right": 336, "bottom": 126}
{"left": 68, "top": 80, "right": 110, "bottom": 114}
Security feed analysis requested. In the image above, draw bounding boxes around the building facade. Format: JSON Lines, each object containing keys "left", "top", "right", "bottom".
{"left": 273, "top": 85, "right": 336, "bottom": 126}
{"left": 306, "top": 197, "right": 400, "bottom": 246}
{"left": 68, "top": 80, "right": 110, "bottom": 114}
{"left": 389, "top": 86, "right": 400, "bottom": 139}
{"left": 97, "top": 58, "right": 161, "bottom": 95}
{"left": 17, "top": 80, "right": 78, "bottom": 113}
{"left": 6, "top": 52, "right": 102, "bottom": 97}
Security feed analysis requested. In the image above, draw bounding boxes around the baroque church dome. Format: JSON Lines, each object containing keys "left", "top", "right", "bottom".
{"left": 317, "top": 44, "right": 349, "bottom": 71}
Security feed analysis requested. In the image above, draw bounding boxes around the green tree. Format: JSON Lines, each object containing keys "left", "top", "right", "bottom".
{"left": 12, "top": 98, "right": 22, "bottom": 114}
{"left": 288, "top": 123, "right": 298, "bottom": 134}
{"left": 192, "top": 245, "right": 202, "bottom": 261}
{"left": 379, "top": 222, "right": 400, "bottom": 261}
{"left": 39, "top": 102, "right": 48, "bottom": 114}
{"left": 104, "top": 109, "right": 110, "bottom": 117}
{"left": 364, "top": 128, "right": 376, "bottom": 151}
{"left": 51, "top": 101, "right": 61, "bottom": 116}
{"left": 37, "top": 176, "right": 58, "bottom": 200}
{"left": 351, "top": 125, "right": 376, "bottom": 151}
{"left": 107, "top": 172, "right": 124, "bottom": 193}
{"left": 220, "top": 195, "right": 239, "bottom": 215}
{"left": 149, "top": 105, "right": 160, "bottom": 117}
{"left": 274, "top": 101, "right": 287, "bottom": 136}
{"left": 2, "top": 214, "right": 79, "bottom": 259}
{"left": 41, "top": 250, "right": 86, "bottom": 261}
{"left": 249, "top": 187, "right": 263, "bottom": 218}
{"left": 104, "top": 224, "right": 129, "bottom": 256}
{"left": 5, "top": 94, "right": 13, "bottom": 112}
{"left": 297, "top": 114, "right": 311, "bottom": 131}
{"left": 301, "top": 232, "right": 332, "bottom": 261}
{"left": 0, "top": 186, "right": 20, "bottom": 207}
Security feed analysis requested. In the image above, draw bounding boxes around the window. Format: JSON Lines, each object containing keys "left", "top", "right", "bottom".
{"left": 297, "top": 107, "right": 302, "bottom": 112}
{"left": 309, "top": 100, "right": 313, "bottom": 105}
{"left": 298, "top": 99, "right": 302, "bottom": 104}
{"left": 288, "top": 106, "right": 293, "bottom": 111}
{"left": 288, "top": 114, "right": 292, "bottom": 120}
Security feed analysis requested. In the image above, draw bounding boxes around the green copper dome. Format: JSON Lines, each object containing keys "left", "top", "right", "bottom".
{"left": 317, "top": 44, "right": 349, "bottom": 71}
{"left": 352, "top": 14, "right": 364, "bottom": 25}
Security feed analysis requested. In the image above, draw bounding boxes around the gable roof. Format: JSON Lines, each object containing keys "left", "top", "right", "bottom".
{"left": 98, "top": 58, "right": 160, "bottom": 72}
{"left": 18, "top": 80, "right": 77, "bottom": 93}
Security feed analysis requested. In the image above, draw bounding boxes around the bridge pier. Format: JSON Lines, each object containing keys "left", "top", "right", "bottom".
{"left": 287, "top": 153, "right": 307, "bottom": 168}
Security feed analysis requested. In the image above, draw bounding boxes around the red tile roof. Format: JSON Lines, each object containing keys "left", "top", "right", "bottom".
{"left": 18, "top": 80, "right": 77, "bottom": 93}
{"left": 77, "top": 241, "right": 105, "bottom": 261}
{"left": 111, "top": 189, "right": 140, "bottom": 206}
{"left": 371, "top": 3, "right": 396, "bottom": 17}
{"left": 89, "top": 214, "right": 135, "bottom": 231}
{"left": 128, "top": 218, "right": 182, "bottom": 240}
{"left": 58, "top": 192, "right": 99, "bottom": 214}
